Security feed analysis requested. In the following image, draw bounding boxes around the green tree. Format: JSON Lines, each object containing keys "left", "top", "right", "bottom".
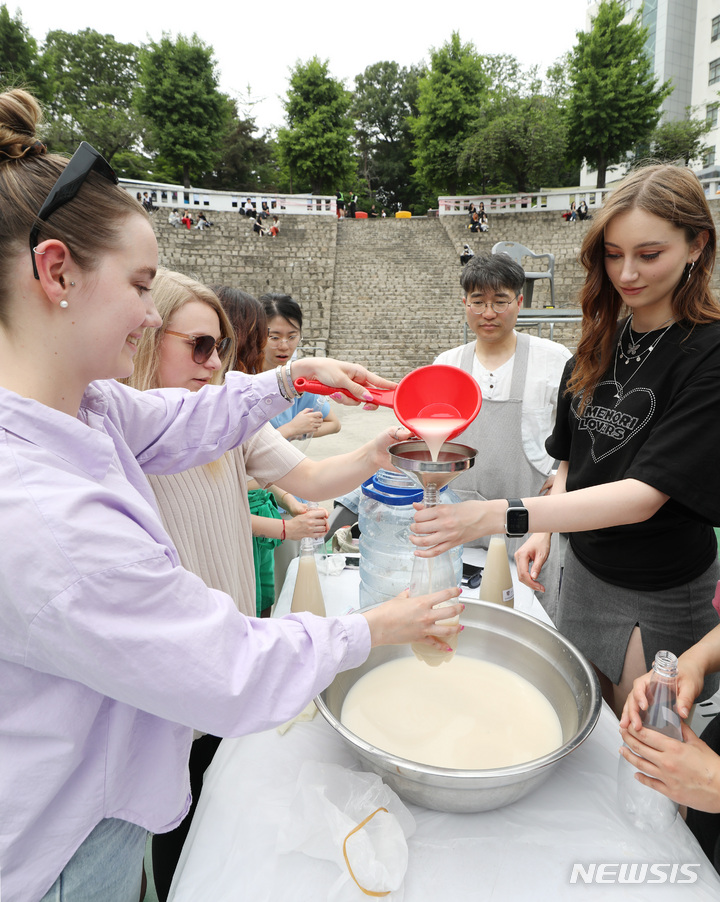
{"left": 41, "top": 29, "right": 142, "bottom": 163}
{"left": 277, "top": 57, "right": 354, "bottom": 195}
{"left": 137, "top": 33, "right": 230, "bottom": 188}
{"left": 196, "top": 96, "right": 279, "bottom": 191}
{"left": 565, "top": 0, "right": 672, "bottom": 188}
{"left": 0, "top": 5, "right": 45, "bottom": 99}
{"left": 457, "top": 54, "right": 577, "bottom": 194}
{"left": 460, "top": 93, "right": 571, "bottom": 193}
{"left": 352, "top": 60, "right": 423, "bottom": 208}
{"left": 410, "top": 33, "right": 488, "bottom": 196}
{"left": 649, "top": 110, "right": 711, "bottom": 166}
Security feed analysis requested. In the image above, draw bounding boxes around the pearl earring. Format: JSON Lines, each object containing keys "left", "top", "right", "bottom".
{"left": 60, "top": 300, "right": 69, "bottom": 309}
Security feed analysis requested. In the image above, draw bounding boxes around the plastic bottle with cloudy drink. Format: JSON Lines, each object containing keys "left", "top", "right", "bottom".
{"left": 290, "top": 536, "right": 326, "bottom": 617}
{"left": 408, "top": 546, "right": 460, "bottom": 666}
{"left": 478, "top": 536, "right": 514, "bottom": 608}
{"left": 617, "top": 650, "right": 683, "bottom": 832}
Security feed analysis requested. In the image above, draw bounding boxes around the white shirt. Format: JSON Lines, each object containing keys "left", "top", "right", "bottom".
{"left": 434, "top": 332, "right": 572, "bottom": 474}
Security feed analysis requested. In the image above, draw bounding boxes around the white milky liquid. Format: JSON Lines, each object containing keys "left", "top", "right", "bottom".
{"left": 290, "top": 555, "right": 326, "bottom": 616}
{"left": 478, "top": 536, "right": 514, "bottom": 607}
{"left": 341, "top": 656, "right": 562, "bottom": 769}
{"left": 405, "top": 417, "right": 467, "bottom": 461}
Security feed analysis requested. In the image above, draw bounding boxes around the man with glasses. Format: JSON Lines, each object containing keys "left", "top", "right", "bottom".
{"left": 434, "top": 253, "right": 572, "bottom": 614}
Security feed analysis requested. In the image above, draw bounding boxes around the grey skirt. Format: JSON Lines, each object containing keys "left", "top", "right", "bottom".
{"left": 557, "top": 543, "right": 720, "bottom": 700}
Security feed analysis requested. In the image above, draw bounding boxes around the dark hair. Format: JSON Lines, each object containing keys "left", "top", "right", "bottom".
{"left": 259, "top": 292, "right": 303, "bottom": 330}
{"left": 212, "top": 285, "right": 267, "bottom": 374}
{"left": 568, "top": 163, "right": 720, "bottom": 405}
{"left": 460, "top": 254, "right": 525, "bottom": 296}
{"left": 0, "top": 88, "right": 144, "bottom": 327}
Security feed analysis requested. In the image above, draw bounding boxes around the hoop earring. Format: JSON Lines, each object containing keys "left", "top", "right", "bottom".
{"left": 59, "top": 300, "right": 69, "bottom": 309}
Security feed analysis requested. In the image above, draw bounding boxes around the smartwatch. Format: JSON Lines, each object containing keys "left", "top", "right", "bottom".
{"left": 505, "top": 499, "right": 529, "bottom": 538}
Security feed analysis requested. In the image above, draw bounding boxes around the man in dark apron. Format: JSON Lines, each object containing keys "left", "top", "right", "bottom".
{"left": 434, "top": 254, "right": 572, "bottom": 617}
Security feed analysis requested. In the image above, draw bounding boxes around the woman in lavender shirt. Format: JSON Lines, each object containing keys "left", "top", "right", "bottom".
{"left": 0, "top": 89, "right": 462, "bottom": 902}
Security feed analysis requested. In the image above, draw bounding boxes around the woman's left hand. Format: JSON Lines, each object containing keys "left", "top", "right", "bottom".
{"left": 291, "top": 358, "right": 396, "bottom": 407}
{"left": 619, "top": 722, "right": 720, "bottom": 813}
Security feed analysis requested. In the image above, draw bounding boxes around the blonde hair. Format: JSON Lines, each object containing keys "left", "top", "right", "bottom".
{"left": 126, "top": 268, "right": 236, "bottom": 391}
{"left": 568, "top": 163, "right": 720, "bottom": 405}
{"left": 0, "top": 88, "right": 144, "bottom": 327}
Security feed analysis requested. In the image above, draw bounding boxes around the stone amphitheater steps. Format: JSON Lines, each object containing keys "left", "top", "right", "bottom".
{"left": 151, "top": 201, "right": 720, "bottom": 381}
{"left": 327, "top": 217, "right": 465, "bottom": 378}
{"left": 155, "top": 212, "right": 338, "bottom": 355}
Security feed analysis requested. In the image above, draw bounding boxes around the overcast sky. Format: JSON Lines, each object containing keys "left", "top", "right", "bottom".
{"left": 18, "top": 0, "right": 589, "bottom": 132}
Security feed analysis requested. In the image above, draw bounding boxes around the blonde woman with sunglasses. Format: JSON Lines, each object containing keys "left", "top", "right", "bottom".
{"left": 0, "top": 90, "right": 462, "bottom": 902}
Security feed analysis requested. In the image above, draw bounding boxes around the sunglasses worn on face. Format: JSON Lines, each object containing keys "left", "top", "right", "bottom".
{"left": 165, "top": 330, "right": 232, "bottom": 364}
{"left": 30, "top": 141, "right": 118, "bottom": 280}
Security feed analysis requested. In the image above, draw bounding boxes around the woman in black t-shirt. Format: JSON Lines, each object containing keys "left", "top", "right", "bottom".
{"left": 412, "top": 164, "right": 720, "bottom": 715}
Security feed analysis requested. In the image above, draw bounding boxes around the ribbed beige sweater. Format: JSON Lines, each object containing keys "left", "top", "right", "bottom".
{"left": 148, "top": 424, "right": 304, "bottom": 618}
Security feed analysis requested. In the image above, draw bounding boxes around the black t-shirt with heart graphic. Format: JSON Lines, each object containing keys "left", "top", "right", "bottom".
{"left": 547, "top": 319, "right": 720, "bottom": 590}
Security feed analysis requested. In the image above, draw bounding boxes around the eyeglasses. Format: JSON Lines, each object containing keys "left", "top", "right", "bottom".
{"left": 30, "top": 141, "right": 118, "bottom": 280}
{"left": 165, "top": 330, "right": 232, "bottom": 364}
{"left": 465, "top": 299, "right": 517, "bottom": 313}
{"left": 267, "top": 333, "right": 300, "bottom": 345}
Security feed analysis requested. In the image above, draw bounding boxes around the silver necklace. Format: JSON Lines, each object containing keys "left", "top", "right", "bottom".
{"left": 612, "top": 316, "right": 675, "bottom": 404}
{"left": 619, "top": 315, "right": 675, "bottom": 364}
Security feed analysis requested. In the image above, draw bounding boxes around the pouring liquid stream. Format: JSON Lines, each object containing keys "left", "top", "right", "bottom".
{"left": 404, "top": 417, "right": 467, "bottom": 461}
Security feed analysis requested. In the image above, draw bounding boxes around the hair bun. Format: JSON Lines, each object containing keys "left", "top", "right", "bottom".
{"left": 0, "top": 88, "right": 44, "bottom": 162}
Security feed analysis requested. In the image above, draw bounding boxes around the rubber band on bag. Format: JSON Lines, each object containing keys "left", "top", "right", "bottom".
{"left": 342, "top": 806, "right": 392, "bottom": 897}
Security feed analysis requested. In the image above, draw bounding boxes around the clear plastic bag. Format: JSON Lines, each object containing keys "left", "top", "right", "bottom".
{"left": 276, "top": 761, "right": 416, "bottom": 901}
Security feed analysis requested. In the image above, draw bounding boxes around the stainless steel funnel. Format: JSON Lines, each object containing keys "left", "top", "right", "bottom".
{"left": 388, "top": 440, "right": 477, "bottom": 499}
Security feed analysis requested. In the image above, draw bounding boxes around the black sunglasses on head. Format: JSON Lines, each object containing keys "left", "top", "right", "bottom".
{"left": 30, "top": 141, "right": 118, "bottom": 280}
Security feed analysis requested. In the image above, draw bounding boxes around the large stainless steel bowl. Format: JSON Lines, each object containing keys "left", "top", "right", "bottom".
{"left": 316, "top": 600, "right": 601, "bottom": 813}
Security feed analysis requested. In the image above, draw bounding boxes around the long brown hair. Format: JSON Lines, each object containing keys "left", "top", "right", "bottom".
{"left": 211, "top": 285, "right": 267, "bottom": 374}
{"left": 568, "top": 164, "right": 719, "bottom": 405}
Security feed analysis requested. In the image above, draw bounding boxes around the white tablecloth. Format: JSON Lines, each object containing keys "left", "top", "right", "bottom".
{"left": 169, "top": 553, "right": 720, "bottom": 900}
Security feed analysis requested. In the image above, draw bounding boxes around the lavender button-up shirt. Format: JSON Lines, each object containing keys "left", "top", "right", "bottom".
{"left": 0, "top": 371, "right": 371, "bottom": 902}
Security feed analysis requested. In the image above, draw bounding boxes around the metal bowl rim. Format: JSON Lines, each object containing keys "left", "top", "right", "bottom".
{"left": 316, "top": 600, "right": 602, "bottom": 780}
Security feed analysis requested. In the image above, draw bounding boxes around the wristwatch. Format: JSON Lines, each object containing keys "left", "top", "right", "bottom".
{"left": 505, "top": 499, "right": 529, "bottom": 538}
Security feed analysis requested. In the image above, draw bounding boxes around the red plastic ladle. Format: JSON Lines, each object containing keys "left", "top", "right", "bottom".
{"left": 294, "top": 364, "right": 482, "bottom": 442}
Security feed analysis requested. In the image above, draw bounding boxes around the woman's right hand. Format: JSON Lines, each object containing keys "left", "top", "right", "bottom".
{"left": 361, "top": 587, "right": 463, "bottom": 650}
{"left": 284, "top": 507, "right": 328, "bottom": 541}
{"left": 515, "top": 533, "right": 551, "bottom": 592}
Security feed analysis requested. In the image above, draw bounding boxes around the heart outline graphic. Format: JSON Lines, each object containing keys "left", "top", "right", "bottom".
{"left": 572, "top": 381, "right": 656, "bottom": 463}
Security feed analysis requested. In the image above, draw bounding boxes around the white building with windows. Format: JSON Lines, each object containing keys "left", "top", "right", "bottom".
{"left": 692, "top": 0, "right": 720, "bottom": 173}
{"left": 582, "top": 0, "right": 720, "bottom": 184}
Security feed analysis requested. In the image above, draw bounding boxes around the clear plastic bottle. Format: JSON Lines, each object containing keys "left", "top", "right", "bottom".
{"left": 478, "top": 536, "right": 514, "bottom": 608}
{"left": 290, "top": 537, "right": 326, "bottom": 617}
{"left": 408, "top": 481, "right": 461, "bottom": 666}
{"left": 617, "top": 649, "right": 683, "bottom": 832}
